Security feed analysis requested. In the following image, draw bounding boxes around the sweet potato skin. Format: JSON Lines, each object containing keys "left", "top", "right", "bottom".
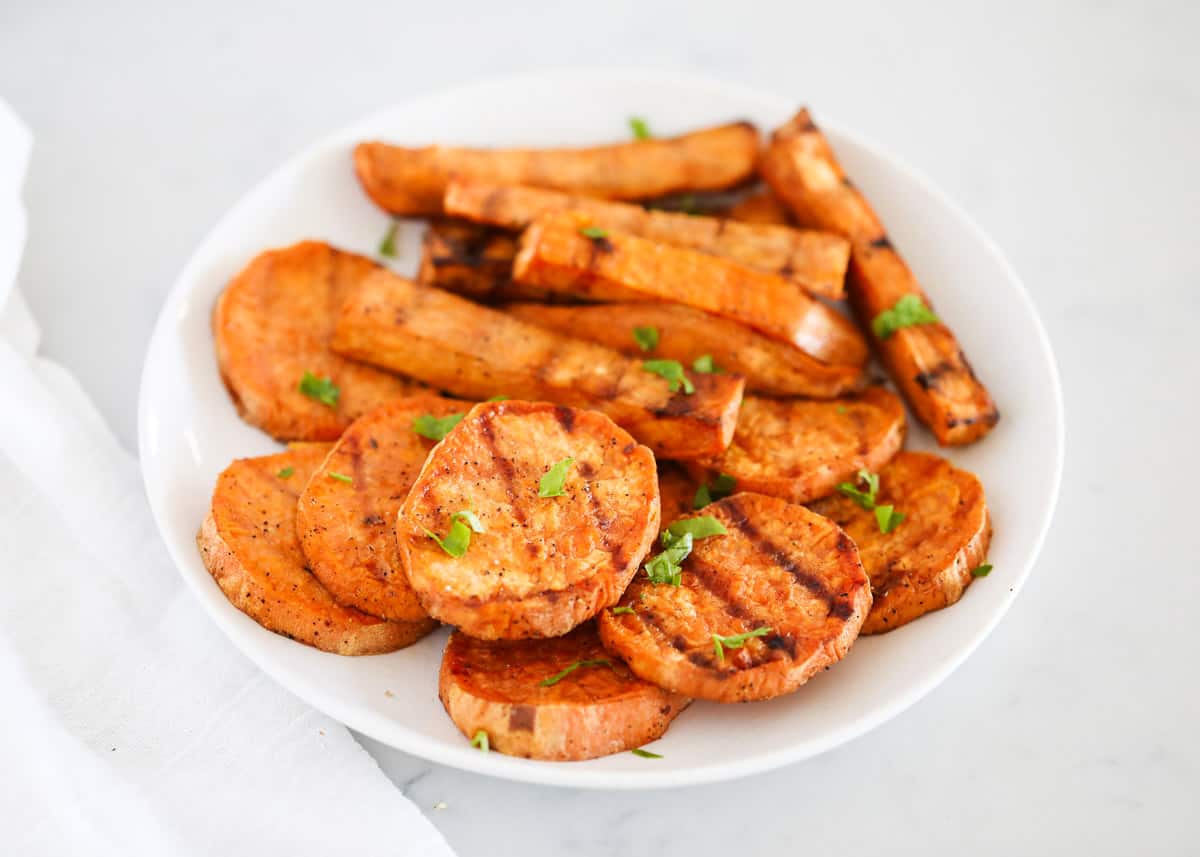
{"left": 809, "top": 451, "right": 991, "bottom": 633}
{"left": 506, "top": 301, "right": 865, "bottom": 399}
{"left": 513, "top": 215, "right": 868, "bottom": 365}
{"left": 761, "top": 110, "right": 999, "bottom": 445}
{"left": 331, "top": 270, "right": 744, "bottom": 460}
{"left": 444, "top": 180, "right": 848, "bottom": 299}
{"left": 355, "top": 121, "right": 761, "bottom": 216}
{"left": 598, "top": 493, "right": 871, "bottom": 703}
{"left": 212, "top": 241, "right": 424, "bottom": 441}
{"left": 439, "top": 625, "right": 688, "bottom": 760}
{"left": 688, "top": 387, "right": 906, "bottom": 504}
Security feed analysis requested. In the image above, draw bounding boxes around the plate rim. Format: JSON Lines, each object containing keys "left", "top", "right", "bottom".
{"left": 137, "top": 67, "right": 1064, "bottom": 790}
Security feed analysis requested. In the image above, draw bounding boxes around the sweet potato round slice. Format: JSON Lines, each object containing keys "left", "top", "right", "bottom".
{"left": 439, "top": 624, "right": 688, "bottom": 761}
{"left": 213, "top": 241, "right": 424, "bottom": 441}
{"left": 197, "top": 444, "right": 436, "bottom": 655}
{"left": 398, "top": 401, "right": 660, "bottom": 639}
{"left": 598, "top": 493, "right": 871, "bottom": 702}
{"left": 689, "top": 387, "right": 906, "bottom": 504}
{"left": 297, "top": 394, "right": 465, "bottom": 622}
{"left": 808, "top": 451, "right": 991, "bottom": 634}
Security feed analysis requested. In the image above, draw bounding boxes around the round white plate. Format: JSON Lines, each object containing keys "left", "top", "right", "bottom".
{"left": 138, "top": 69, "right": 1063, "bottom": 789}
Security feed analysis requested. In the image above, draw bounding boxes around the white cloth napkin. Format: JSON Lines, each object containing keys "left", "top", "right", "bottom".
{"left": 0, "top": 100, "right": 454, "bottom": 857}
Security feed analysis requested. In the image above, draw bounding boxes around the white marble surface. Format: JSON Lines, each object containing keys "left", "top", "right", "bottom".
{"left": 3, "top": 0, "right": 1197, "bottom": 853}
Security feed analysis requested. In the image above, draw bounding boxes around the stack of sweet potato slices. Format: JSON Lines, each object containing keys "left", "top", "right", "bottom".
{"left": 198, "top": 109, "right": 997, "bottom": 762}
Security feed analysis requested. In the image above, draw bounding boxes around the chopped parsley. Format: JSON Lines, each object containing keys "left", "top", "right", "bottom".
{"left": 423, "top": 510, "right": 485, "bottom": 558}
{"left": 412, "top": 412, "right": 464, "bottom": 441}
{"left": 642, "top": 359, "right": 694, "bottom": 394}
{"left": 871, "top": 294, "right": 939, "bottom": 340}
{"left": 971, "top": 563, "right": 994, "bottom": 578}
{"left": 836, "top": 469, "right": 880, "bottom": 510}
{"left": 629, "top": 116, "right": 652, "bottom": 140}
{"left": 579, "top": 226, "right": 609, "bottom": 240}
{"left": 538, "top": 457, "right": 576, "bottom": 498}
{"left": 470, "top": 729, "right": 489, "bottom": 752}
{"left": 874, "top": 504, "right": 906, "bottom": 534}
{"left": 692, "top": 354, "right": 720, "bottom": 374}
{"left": 486, "top": 395, "right": 509, "bottom": 402}
{"left": 712, "top": 627, "right": 772, "bottom": 663}
{"left": 327, "top": 471, "right": 353, "bottom": 484}
{"left": 610, "top": 606, "right": 636, "bottom": 615}
{"left": 276, "top": 467, "right": 294, "bottom": 479}
{"left": 298, "top": 371, "right": 339, "bottom": 408}
{"left": 538, "top": 658, "right": 612, "bottom": 687}
{"left": 632, "top": 325, "right": 659, "bottom": 352}
{"left": 643, "top": 516, "right": 727, "bottom": 585}
{"left": 378, "top": 220, "right": 400, "bottom": 258}
{"left": 693, "top": 473, "right": 736, "bottom": 509}
{"left": 631, "top": 747, "right": 663, "bottom": 758}
{"left": 666, "top": 516, "right": 728, "bottom": 541}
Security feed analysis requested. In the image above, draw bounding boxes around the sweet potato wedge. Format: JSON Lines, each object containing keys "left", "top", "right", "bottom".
{"left": 727, "top": 186, "right": 794, "bottom": 225}
{"left": 415, "top": 219, "right": 569, "bottom": 303}
{"left": 213, "top": 241, "right": 425, "bottom": 441}
{"left": 398, "top": 402, "right": 660, "bottom": 639}
{"left": 809, "top": 451, "right": 991, "bottom": 634}
{"left": 197, "top": 444, "right": 436, "bottom": 655}
{"left": 512, "top": 215, "right": 868, "bottom": 365}
{"left": 297, "top": 394, "right": 464, "bottom": 622}
{"left": 506, "top": 302, "right": 865, "bottom": 399}
{"left": 439, "top": 624, "right": 688, "bottom": 760}
{"left": 354, "top": 121, "right": 760, "bottom": 217}
{"left": 598, "top": 493, "right": 871, "bottom": 702}
{"left": 331, "top": 269, "right": 744, "bottom": 460}
{"left": 444, "top": 180, "right": 848, "bottom": 299}
{"left": 688, "top": 387, "right": 906, "bottom": 504}
{"left": 761, "top": 110, "right": 999, "bottom": 445}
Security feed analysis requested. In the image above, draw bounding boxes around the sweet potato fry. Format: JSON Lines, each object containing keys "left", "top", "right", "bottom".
{"left": 444, "top": 180, "right": 848, "bottom": 299}
{"left": 726, "top": 186, "right": 794, "bottom": 225}
{"left": 330, "top": 269, "right": 744, "bottom": 460}
{"left": 415, "top": 220, "right": 570, "bottom": 303}
{"left": 761, "top": 110, "right": 999, "bottom": 445}
{"left": 355, "top": 121, "right": 760, "bottom": 216}
{"left": 513, "top": 216, "right": 868, "bottom": 366}
{"left": 506, "top": 302, "right": 864, "bottom": 398}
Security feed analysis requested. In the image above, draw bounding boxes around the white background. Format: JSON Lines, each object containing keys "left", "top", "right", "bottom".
{"left": 3, "top": 1, "right": 1197, "bottom": 854}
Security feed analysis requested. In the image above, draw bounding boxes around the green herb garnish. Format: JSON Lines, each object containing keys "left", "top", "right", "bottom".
{"left": 692, "top": 354, "right": 720, "bottom": 374}
{"left": 642, "top": 359, "right": 694, "bottom": 394}
{"left": 470, "top": 729, "right": 489, "bottom": 752}
{"left": 412, "top": 412, "right": 464, "bottom": 441}
{"left": 712, "top": 627, "right": 772, "bottom": 663}
{"left": 871, "top": 294, "right": 939, "bottom": 339}
{"left": 836, "top": 469, "right": 879, "bottom": 511}
{"left": 874, "top": 504, "right": 906, "bottom": 534}
{"left": 538, "top": 658, "right": 612, "bottom": 687}
{"left": 579, "top": 226, "right": 609, "bottom": 240}
{"left": 971, "top": 563, "right": 994, "bottom": 578}
{"left": 631, "top": 747, "right": 662, "bottom": 758}
{"left": 298, "top": 371, "right": 339, "bottom": 408}
{"left": 277, "top": 467, "right": 294, "bottom": 479}
{"left": 611, "top": 606, "right": 636, "bottom": 615}
{"left": 693, "top": 473, "right": 736, "bottom": 509}
{"left": 632, "top": 326, "right": 659, "bottom": 352}
{"left": 328, "top": 471, "right": 353, "bottom": 484}
{"left": 538, "top": 457, "right": 575, "bottom": 498}
{"left": 666, "top": 515, "right": 728, "bottom": 541}
{"left": 486, "top": 395, "right": 509, "bottom": 402}
{"left": 629, "top": 116, "right": 651, "bottom": 140}
{"left": 423, "top": 510, "right": 485, "bottom": 558}
{"left": 378, "top": 220, "right": 400, "bottom": 258}
{"left": 643, "top": 516, "right": 727, "bottom": 585}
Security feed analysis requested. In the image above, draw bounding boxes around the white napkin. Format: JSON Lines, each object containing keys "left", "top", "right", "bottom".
{"left": 0, "top": 100, "right": 454, "bottom": 857}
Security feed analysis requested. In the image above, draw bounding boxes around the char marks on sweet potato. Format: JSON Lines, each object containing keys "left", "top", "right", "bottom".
{"left": 213, "top": 241, "right": 424, "bottom": 441}
{"left": 331, "top": 269, "right": 744, "bottom": 460}
{"left": 197, "top": 444, "right": 436, "bottom": 655}
{"left": 809, "top": 451, "right": 991, "bottom": 633}
{"left": 598, "top": 493, "right": 871, "bottom": 702}
{"left": 297, "top": 394, "right": 464, "bottom": 622}
{"left": 761, "top": 110, "right": 999, "bottom": 445}
{"left": 416, "top": 219, "right": 568, "bottom": 303}
{"left": 506, "top": 301, "right": 865, "bottom": 399}
{"left": 690, "top": 387, "right": 906, "bottom": 504}
{"left": 439, "top": 624, "right": 688, "bottom": 761}
{"left": 355, "top": 121, "right": 761, "bottom": 216}
{"left": 398, "top": 401, "right": 660, "bottom": 639}
{"left": 513, "top": 215, "right": 868, "bottom": 365}
{"left": 445, "top": 180, "right": 848, "bottom": 299}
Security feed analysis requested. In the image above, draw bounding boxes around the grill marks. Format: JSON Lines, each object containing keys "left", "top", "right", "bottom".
{"left": 478, "top": 411, "right": 527, "bottom": 527}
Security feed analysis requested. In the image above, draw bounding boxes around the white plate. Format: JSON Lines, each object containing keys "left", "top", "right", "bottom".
{"left": 138, "top": 69, "right": 1063, "bottom": 789}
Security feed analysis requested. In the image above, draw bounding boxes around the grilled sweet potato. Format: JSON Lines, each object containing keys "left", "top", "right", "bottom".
{"left": 331, "top": 269, "right": 744, "bottom": 460}
{"left": 689, "top": 387, "right": 906, "bottom": 504}
{"left": 727, "top": 186, "right": 794, "bottom": 225}
{"left": 506, "top": 302, "right": 864, "bottom": 399}
{"left": 761, "top": 110, "right": 999, "bottom": 445}
{"left": 197, "top": 444, "right": 436, "bottom": 655}
{"left": 414, "top": 219, "right": 522, "bottom": 300}
{"left": 297, "top": 394, "right": 464, "bottom": 622}
{"left": 213, "top": 241, "right": 425, "bottom": 441}
{"left": 354, "top": 121, "right": 760, "bottom": 216}
{"left": 398, "top": 401, "right": 660, "bottom": 639}
{"left": 444, "top": 180, "right": 848, "bottom": 299}
{"left": 598, "top": 493, "right": 871, "bottom": 702}
{"left": 657, "top": 463, "right": 699, "bottom": 522}
{"left": 513, "top": 215, "right": 868, "bottom": 365}
{"left": 808, "top": 451, "right": 991, "bottom": 633}
{"left": 439, "top": 624, "right": 688, "bottom": 761}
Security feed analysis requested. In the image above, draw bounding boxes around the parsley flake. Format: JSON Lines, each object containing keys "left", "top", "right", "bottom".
{"left": 632, "top": 325, "right": 659, "bottom": 352}
{"left": 643, "top": 516, "right": 727, "bottom": 585}
{"left": 872, "top": 294, "right": 939, "bottom": 339}
{"left": 666, "top": 515, "right": 728, "bottom": 541}
{"left": 470, "top": 729, "right": 489, "bottom": 752}
{"left": 378, "top": 220, "right": 400, "bottom": 258}
{"left": 328, "top": 471, "right": 353, "bottom": 484}
{"left": 874, "top": 504, "right": 906, "bottom": 534}
{"left": 836, "top": 469, "right": 880, "bottom": 510}
{"left": 298, "top": 371, "right": 339, "bottom": 408}
{"left": 423, "top": 510, "right": 484, "bottom": 558}
{"left": 631, "top": 747, "right": 663, "bottom": 758}
{"left": 412, "top": 412, "right": 464, "bottom": 441}
{"left": 642, "top": 359, "right": 694, "bottom": 394}
{"left": 692, "top": 354, "right": 721, "bottom": 374}
{"left": 538, "top": 658, "right": 612, "bottom": 687}
{"left": 712, "top": 627, "right": 772, "bottom": 662}
{"left": 579, "top": 226, "right": 609, "bottom": 240}
{"left": 693, "top": 473, "right": 736, "bottom": 509}
{"left": 611, "top": 606, "right": 636, "bottom": 615}
{"left": 276, "top": 467, "right": 294, "bottom": 479}
{"left": 629, "top": 116, "right": 652, "bottom": 140}
{"left": 538, "top": 457, "right": 575, "bottom": 498}
{"left": 486, "top": 395, "right": 509, "bottom": 402}
{"left": 971, "top": 563, "right": 994, "bottom": 578}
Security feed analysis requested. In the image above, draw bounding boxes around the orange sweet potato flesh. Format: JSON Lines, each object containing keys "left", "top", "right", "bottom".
{"left": 330, "top": 269, "right": 744, "bottom": 460}
{"left": 726, "top": 187, "right": 794, "bottom": 225}
{"left": 760, "top": 110, "right": 999, "bottom": 446}
{"left": 512, "top": 215, "right": 869, "bottom": 366}
{"left": 506, "top": 302, "right": 864, "bottom": 399}
{"left": 444, "top": 180, "right": 848, "bottom": 300}
{"left": 355, "top": 121, "right": 760, "bottom": 217}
